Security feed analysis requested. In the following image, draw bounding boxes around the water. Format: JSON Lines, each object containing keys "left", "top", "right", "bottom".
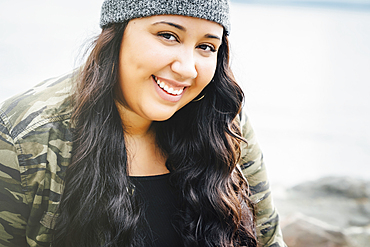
{"left": 1, "top": 1, "right": 369, "bottom": 186}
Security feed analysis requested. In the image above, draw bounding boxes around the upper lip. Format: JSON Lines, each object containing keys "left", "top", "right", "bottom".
{"left": 153, "top": 75, "right": 191, "bottom": 89}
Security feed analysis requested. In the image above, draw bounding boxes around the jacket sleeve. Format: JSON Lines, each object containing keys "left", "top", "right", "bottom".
{"left": 238, "top": 112, "right": 286, "bottom": 247}
{"left": 0, "top": 112, "right": 29, "bottom": 246}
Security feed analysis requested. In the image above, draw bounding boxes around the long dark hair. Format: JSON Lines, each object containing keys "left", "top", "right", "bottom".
{"left": 53, "top": 22, "right": 257, "bottom": 247}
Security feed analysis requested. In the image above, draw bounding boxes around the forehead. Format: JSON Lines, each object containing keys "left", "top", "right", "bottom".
{"left": 129, "top": 15, "right": 224, "bottom": 35}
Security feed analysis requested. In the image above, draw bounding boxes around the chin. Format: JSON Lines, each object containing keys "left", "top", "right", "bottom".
{"left": 144, "top": 108, "right": 178, "bottom": 122}
{"left": 150, "top": 113, "right": 176, "bottom": 122}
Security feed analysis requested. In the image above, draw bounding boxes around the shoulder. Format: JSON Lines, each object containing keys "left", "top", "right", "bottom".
{"left": 0, "top": 69, "right": 77, "bottom": 189}
{"left": 236, "top": 112, "right": 262, "bottom": 177}
{"left": 0, "top": 70, "right": 77, "bottom": 141}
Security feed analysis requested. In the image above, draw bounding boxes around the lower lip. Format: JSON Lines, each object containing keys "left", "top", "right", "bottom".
{"left": 152, "top": 77, "right": 185, "bottom": 103}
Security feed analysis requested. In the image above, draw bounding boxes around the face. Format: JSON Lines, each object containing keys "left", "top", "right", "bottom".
{"left": 116, "top": 15, "right": 223, "bottom": 123}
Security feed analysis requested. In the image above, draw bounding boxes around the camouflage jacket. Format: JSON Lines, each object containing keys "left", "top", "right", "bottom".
{"left": 0, "top": 72, "right": 286, "bottom": 247}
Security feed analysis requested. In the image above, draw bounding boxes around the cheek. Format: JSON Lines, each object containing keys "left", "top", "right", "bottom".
{"left": 198, "top": 59, "right": 218, "bottom": 87}
{"left": 123, "top": 42, "right": 175, "bottom": 77}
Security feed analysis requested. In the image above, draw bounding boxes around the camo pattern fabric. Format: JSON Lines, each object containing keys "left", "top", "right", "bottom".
{"left": 239, "top": 113, "right": 286, "bottom": 247}
{"left": 0, "top": 71, "right": 286, "bottom": 246}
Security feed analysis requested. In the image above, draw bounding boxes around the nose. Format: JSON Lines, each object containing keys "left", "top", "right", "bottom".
{"left": 171, "top": 48, "right": 198, "bottom": 80}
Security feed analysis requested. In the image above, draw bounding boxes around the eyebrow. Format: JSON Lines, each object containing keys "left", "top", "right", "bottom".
{"left": 152, "top": 21, "right": 221, "bottom": 40}
{"left": 153, "top": 21, "right": 186, "bottom": 31}
{"left": 205, "top": 34, "right": 221, "bottom": 41}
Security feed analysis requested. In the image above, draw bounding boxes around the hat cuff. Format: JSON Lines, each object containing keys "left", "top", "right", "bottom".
{"left": 100, "top": 0, "right": 230, "bottom": 33}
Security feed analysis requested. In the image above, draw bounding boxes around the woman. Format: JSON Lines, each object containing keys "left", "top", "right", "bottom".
{"left": 0, "top": 0, "right": 285, "bottom": 246}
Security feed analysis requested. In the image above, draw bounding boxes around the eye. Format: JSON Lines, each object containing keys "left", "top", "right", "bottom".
{"left": 197, "top": 44, "right": 217, "bottom": 52}
{"left": 158, "top": 32, "right": 178, "bottom": 42}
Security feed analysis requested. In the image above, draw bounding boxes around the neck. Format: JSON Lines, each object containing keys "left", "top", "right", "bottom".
{"left": 114, "top": 100, "right": 152, "bottom": 137}
{"left": 114, "top": 100, "right": 168, "bottom": 176}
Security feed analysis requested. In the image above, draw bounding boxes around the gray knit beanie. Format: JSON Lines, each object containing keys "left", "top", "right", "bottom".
{"left": 100, "top": 0, "right": 230, "bottom": 33}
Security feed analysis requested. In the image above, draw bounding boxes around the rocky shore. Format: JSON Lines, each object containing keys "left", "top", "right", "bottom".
{"left": 273, "top": 176, "right": 370, "bottom": 247}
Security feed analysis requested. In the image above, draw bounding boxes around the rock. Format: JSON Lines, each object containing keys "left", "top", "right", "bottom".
{"left": 366, "top": 182, "right": 370, "bottom": 198}
{"left": 348, "top": 215, "right": 370, "bottom": 227}
{"left": 345, "top": 227, "right": 370, "bottom": 247}
{"left": 281, "top": 213, "right": 349, "bottom": 247}
{"left": 275, "top": 189, "right": 367, "bottom": 228}
{"left": 275, "top": 177, "right": 370, "bottom": 246}
{"left": 360, "top": 201, "right": 370, "bottom": 217}
{"left": 291, "top": 176, "right": 368, "bottom": 199}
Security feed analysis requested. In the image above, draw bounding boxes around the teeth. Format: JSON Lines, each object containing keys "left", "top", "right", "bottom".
{"left": 154, "top": 76, "right": 184, "bottom": 95}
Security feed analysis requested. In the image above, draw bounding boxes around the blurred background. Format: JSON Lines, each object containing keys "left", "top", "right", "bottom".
{"left": 229, "top": 0, "right": 370, "bottom": 187}
{"left": 1, "top": 0, "right": 370, "bottom": 245}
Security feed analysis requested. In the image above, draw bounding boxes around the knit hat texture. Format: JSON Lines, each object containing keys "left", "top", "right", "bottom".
{"left": 100, "top": 0, "right": 230, "bottom": 33}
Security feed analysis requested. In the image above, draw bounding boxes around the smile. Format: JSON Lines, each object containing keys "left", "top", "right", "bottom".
{"left": 152, "top": 75, "right": 184, "bottom": 96}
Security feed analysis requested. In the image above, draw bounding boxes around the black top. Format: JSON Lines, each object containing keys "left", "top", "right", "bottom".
{"left": 130, "top": 173, "right": 183, "bottom": 247}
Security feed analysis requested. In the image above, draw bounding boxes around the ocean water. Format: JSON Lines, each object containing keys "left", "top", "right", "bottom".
{"left": 1, "top": 1, "right": 369, "bottom": 186}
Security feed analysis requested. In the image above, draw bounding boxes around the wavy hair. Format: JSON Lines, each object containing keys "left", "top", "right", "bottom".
{"left": 53, "top": 22, "right": 257, "bottom": 247}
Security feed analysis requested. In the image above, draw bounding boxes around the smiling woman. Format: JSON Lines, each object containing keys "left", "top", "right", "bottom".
{"left": 0, "top": 0, "right": 285, "bottom": 247}
{"left": 116, "top": 16, "right": 222, "bottom": 123}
